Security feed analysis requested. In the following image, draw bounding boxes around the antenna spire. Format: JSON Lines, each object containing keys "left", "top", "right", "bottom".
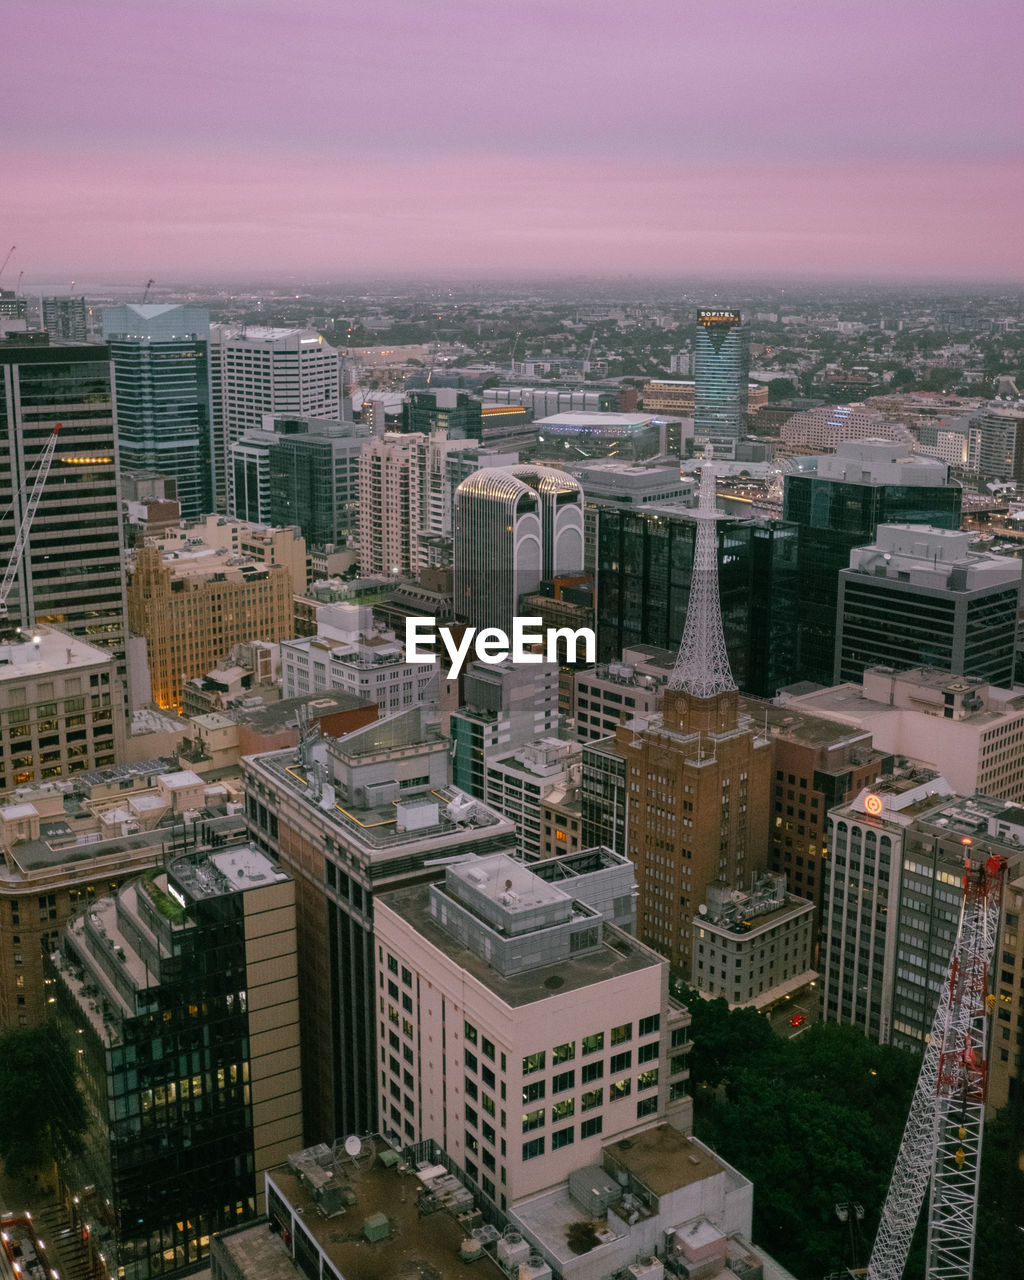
{"left": 668, "top": 446, "right": 736, "bottom": 698}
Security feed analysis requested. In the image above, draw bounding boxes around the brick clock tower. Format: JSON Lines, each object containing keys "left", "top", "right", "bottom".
{"left": 621, "top": 450, "right": 772, "bottom": 968}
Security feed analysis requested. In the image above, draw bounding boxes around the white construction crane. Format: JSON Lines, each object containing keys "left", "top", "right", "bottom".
{"left": 866, "top": 844, "right": 1006, "bottom": 1280}
{"left": 0, "top": 423, "right": 62, "bottom": 623}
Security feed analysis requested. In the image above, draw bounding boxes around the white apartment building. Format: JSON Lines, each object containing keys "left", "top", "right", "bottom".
{"left": 357, "top": 431, "right": 425, "bottom": 577}
{"left": 484, "top": 736, "right": 582, "bottom": 860}
{"left": 374, "top": 852, "right": 691, "bottom": 1212}
{"left": 279, "top": 603, "right": 436, "bottom": 714}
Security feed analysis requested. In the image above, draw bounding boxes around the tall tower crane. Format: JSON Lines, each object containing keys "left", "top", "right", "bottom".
{"left": 866, "top": 846, "right": 1006, "bottom": 1280}
{"left": 0, "top": 423, "right": 62, "bottom": 624}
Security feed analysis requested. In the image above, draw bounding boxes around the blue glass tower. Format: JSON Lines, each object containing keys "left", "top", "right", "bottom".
{"left": 693, "top": 308, "right": 749, "bottom": 460}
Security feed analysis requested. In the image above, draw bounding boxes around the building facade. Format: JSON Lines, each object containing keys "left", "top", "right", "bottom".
{"left": 51, "top": 845, "right": 301, "bottom": 1280}
{"left": 0, "top": 340, "right": 130, "bottom": 666}
{"left": 835, "top": 524, "right": 1021, "bottom": 686}
{"left": 102, "top": 304, "right": 213, "bottom": 519}
{"left": 42, "top": 296, "right": 88, "bottom": 342}
{"left": 693, "top": 309, "right": 749, "bottom": 460}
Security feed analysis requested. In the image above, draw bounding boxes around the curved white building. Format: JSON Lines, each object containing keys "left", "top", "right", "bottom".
{"left": 454, "top": 466, "right": 584, "bottom": 632}
{"left": 781, "top": 404, "right": 914, "bottom": 452}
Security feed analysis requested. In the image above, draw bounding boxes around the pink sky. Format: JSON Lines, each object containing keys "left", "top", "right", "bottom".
{"left": 7, "top": 0, "right": 1024, "bottom": 282}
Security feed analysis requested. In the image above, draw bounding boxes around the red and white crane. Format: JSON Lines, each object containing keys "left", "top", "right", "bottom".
{"left": 866, "top": 844, "right": 1006, "bottom": 1280}
{"left": 0, "top": 422, "right": 61, "bottom": 623}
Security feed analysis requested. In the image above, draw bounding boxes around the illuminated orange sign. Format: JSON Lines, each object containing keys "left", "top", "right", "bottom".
{"left": 863, "top": 793, "right": 883, "bottom": 816}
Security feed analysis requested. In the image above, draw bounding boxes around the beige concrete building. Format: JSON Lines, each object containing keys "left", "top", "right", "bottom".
{"left": 128, "top": 543, "right": 295, "bottom": 711}
{"left": 155, "top": 515, "right": 308, "bottom": 596}
{"left": 781, "top": 666, "right": 1024, "bottom": 804}
{"left": 357, "top": 431, "right": 425, "bottom": 576}
{"left": 0, "top": 625, "right": 126, "bottom": 791}
{"left": 375, "top": 851, "right": 691, "bottom": 1211}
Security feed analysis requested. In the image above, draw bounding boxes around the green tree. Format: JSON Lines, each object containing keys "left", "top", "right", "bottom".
{"left": 0, "top": 1023, "right": 88, "bottom": 1177}
{"left": 767, "top": 377, "right": 796, "bottom": 401}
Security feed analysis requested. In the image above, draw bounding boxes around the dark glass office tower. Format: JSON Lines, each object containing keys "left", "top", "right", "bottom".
{"left": 0, "top": 339, "right": 129, "bottom": 662}
{"left": 404, "top": 387, "right": 483, "bottom": 439}
{"left": 50, "top": 845, "right": 301, "bottom": 1280}
{"left": 103, "top": 305, "right": 213, "bottom": 519}
{"left": 594, "top": 504, "right": 798, "bottom": 697}
{"left": 693, "top": 308, "right": 749, "bottom": 460}
{"left": 782, "top": 440, "right": 963, "bottom": 686}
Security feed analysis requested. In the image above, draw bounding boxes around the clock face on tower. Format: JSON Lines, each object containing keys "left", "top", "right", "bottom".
{"left": 863, "top": 793, "right": 883, "bottom": 816}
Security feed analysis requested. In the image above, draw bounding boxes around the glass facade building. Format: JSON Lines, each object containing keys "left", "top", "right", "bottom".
{"left": 50, "top": 845, "right": 301, "bottom": 1280}
{"left": 0, "top": 341, "right": 129, "bottom": 664}
{"left": 782, "top": 454, "right": 962, "bottom": 686}
{"left": 103, "top": 305, "right": 213, "bottom": 520}
{"left": 593, "top": 505, "right": 798, "bottom": 698}
{"left": 693, "top": 309, "right": 749, "bottom": 460}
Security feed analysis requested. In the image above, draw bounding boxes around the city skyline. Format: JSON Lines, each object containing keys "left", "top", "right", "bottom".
{"left": 6, "top": 0, "right": 1024, "bottom": 284}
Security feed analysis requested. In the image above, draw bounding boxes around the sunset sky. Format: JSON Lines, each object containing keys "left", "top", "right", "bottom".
{"left": 7, "top": 0, "right": 1024, "bottom": 284}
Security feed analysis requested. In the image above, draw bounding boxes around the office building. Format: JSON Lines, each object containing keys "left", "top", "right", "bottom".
{"left": 450, "top": 659, "right": 560, "bottom": 800}
{"left": 127, "top": 543, "right": 294, "bottom": 711}
{"left": 453, "top": 466, "right": 584, "bottom": 633}
{"left": 241, "top": 706, "right": 517, "bottom": 1141}
{"left": 0, "top": 290, "right": 28, "bottom": 324}
{"left": 618, "top": 458, "right": 773, "bottom": 968}
{"left": 404, "top": 386, "right": 483, "bottom": 439}
{"left": 781, "top": 666, "right": 1024, "bottom": 804}
{"left": 835, "top": 524, "right": 1021, "bottom": 685}
{"left": 0, "top": 339, "right": 130, "bottom": 665}
{"left": 692, "top": 872, "right": 817, "bottom": 1009}
{"left": 573, "top": 646, "right": 674, "bottom": 741}
{"left": 374, "top": 850, "right": 691, "bottom": 1207}
{"left": 971, "top": 403, "right": 1024, "bottom": 481}
{"left": 154, "top": 514, "right": 307, "bottom": 594}
{"left": 594, "top": 501, "right": 799, "bottom": 698}
{"left": 822, "top": 771, "right": 953, "bottom": 1042}
{"left": 747, "top": 698, "right": 891, "bottom": 907}
{"left": 483, "top": 736, "right": 582, "bottom": 860}
{"left": 102, "top": 304, "right": 213, "bottom": 519}
{"left": 51, "top": 844, "right": 301, "bottom": 1280}
{"left": 0, "top": 625, "right": 125, "bottom": 792}
{"left": 693, "top": 309, "right": 749, "bottom": 460}
{"left": 208, "top": 326, "right": 340, "bottom": 510}
{"left": 42, "top": 296, "right": 88, "bottom": 342}
{"left": 783, "top": 439, "right": 962, "bottom": 686}
{"left": 279, "top": 603, "right": 437, "bottom": 714}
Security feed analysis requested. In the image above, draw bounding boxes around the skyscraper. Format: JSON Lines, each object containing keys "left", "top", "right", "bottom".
{"left": 693, "top": 308, "right": 749, "bottom": 460}
{"left": 453, "top": 465, "right": 584, "bottom": 633}
{"left": 208, "top": 325, "right": 340, "bottom": 510}
{"left": 102, "top": 303, "right": 213, "bottom": 519}
{"left": 619, "top": 452, "right": 772, "bottom": 967}
{"left": 0, "top": 339, "right": 129, "bottom": 666}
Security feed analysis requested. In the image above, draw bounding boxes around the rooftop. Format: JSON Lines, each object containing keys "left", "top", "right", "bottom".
{"left": 379, "top": 881, "right": 660, "bottom": 1008}
{"left": 266, "top": 1139, "right": 504, "bottom": 1280}
{"left": 603, "top": 1125, "right": 729, "bottom": 1198}
{"left": 0, "top": 626, "right": 113, "bottom": 680}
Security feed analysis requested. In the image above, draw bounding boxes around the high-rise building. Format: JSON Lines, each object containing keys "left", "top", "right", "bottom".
{"left": 102, "top": 304, "right": 213, "bottom": 519}
{"left": 42, "top": 296, "right": 88, "bottom": 342}
{"left": 783, "top": 439, "right": 962, "bottom": 686}
{"left": 357, "top": 431, "right": 425, "bottom": 577}
{"left": 835, "top": 524, "right": 1021, "bottom": 686}
{"left": 374, "top": 850, "right": 691, "bottom": 1208}
{"left": 971, "top": 403, "right": 1024, "bottom": 481}
{"left": 404, "top": 386, "right": 483, "bottom": 439}
{"left": 453, "top": 466, "right": 584, "bottom": 633}
{"left": 450, "top": 659, "right": 560, "bottom": 799}
{"left": 618, "top": 455, "right": 773, "bottom": 967}
{"left": 208, "top": 326, "right": 340, "bottom": 510}
{"left": 693, "top": 309, "right": 749, "bottom": 460}
{"left": 240, "top": 706, "right": 517, "bottom": 1141}
{"left": 50, "top": 844, "right": 302, "bottom": 1280}
{"left": 0, "top": 339, "right": 130, "bottom": 666}
{"left": 593, "top": 500, "right": 799, "bottom": 698}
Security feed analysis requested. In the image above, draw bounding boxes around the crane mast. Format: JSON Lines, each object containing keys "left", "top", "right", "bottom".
{"left": 0, "top": 423, "right": 62, "bottom": 623}
{"left": 866, "top": 847, "right": 1005, "bottom": 1280}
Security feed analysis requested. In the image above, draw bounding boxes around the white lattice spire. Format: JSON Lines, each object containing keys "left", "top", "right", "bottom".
{"left": 668, "top": 446, "right": 736, "bottom": 698}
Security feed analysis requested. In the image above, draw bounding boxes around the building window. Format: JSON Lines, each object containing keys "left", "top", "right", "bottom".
{"left": 610, "top": 1022, "right": 632, "bottom": 1045}
{"left": 581, "top": 1116, "right": 603, "bottom": 1139}
{"left": 522, "top": 1050, "right": 545, "bottom": 1075}
{"left": 522, "top": 1108, "right": 544, "bottom": 1133}
{"left": 609, "top": 1078, "right": 631, "bottom": 1101}
{"left": 552, "top": 1126, "right": 574, "bottom": 1150}
{"left": 522, "top": 1080, "right": 545, "bottom": 1104}
{"left": 582, "top": 1032, "right": 604, "bottom": 1055}
{"left": 581, "top": 1088, "right": 603, "bottom": 1111}
{"left": 610, "top": 1051, "right": 632, "bottom": 1074}
{"left": 637, "top": 1096, "right": 658, "bottom": 1118}
{"left": 582, "top": 1061, "right": 604, "bottom": 1084}
{"left": 552, "top": 1097, "right": 575, "bottom": 1122}
{"left": 638, "top": 1014, "right": 660, "bottom": 1036}
{"left": 552, "top": 1041, "right": 575, "bottom": 1064}
{"left": 522, "top": 1137, "right": 545, "bottom": 1161}
{"left": 552, "top": 1070, "right": 575, "bottom": 1094}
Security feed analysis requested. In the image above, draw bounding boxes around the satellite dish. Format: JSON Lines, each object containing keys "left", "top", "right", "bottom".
{"left": 344, "top": 1134, "right": 361, "bottom": 1158}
